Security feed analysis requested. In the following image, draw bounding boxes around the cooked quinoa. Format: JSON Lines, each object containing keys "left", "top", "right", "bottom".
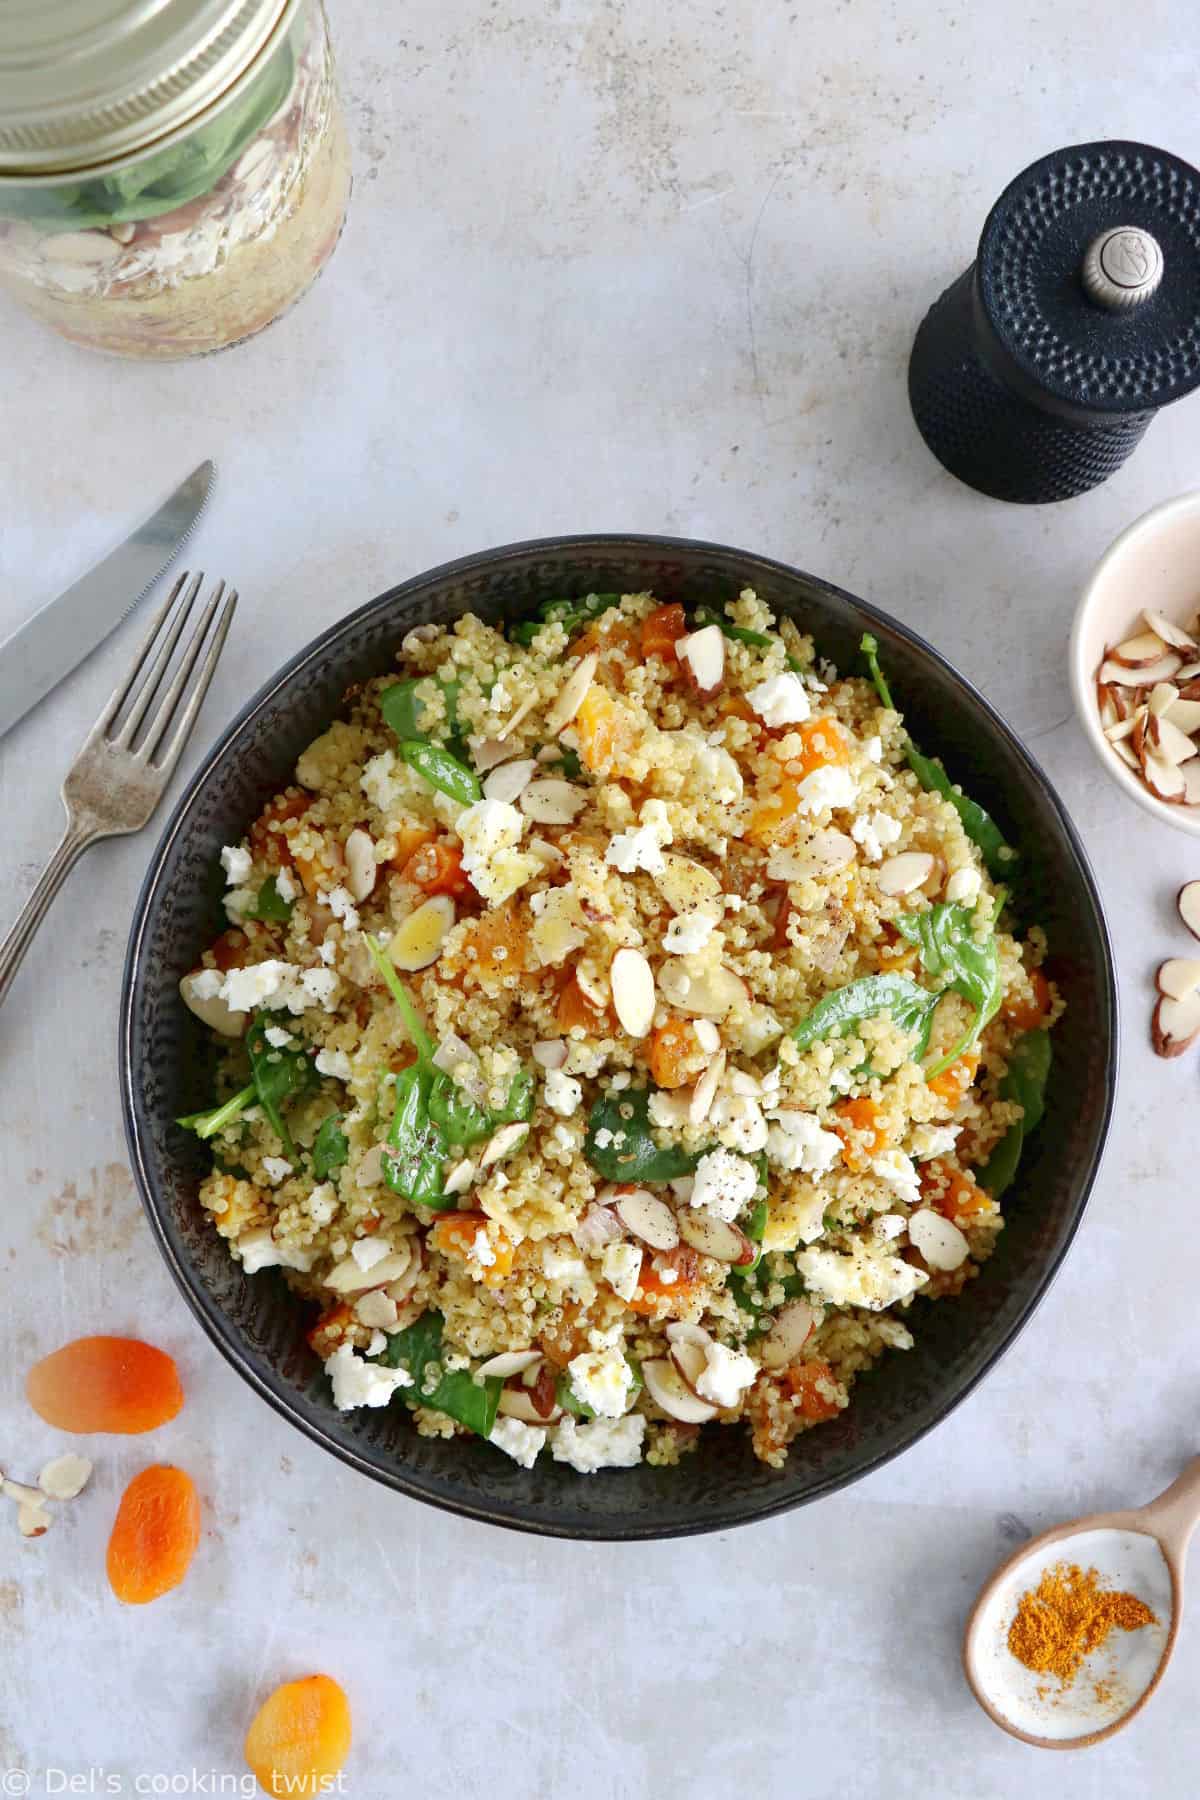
{"left": 180, "top": 588, "right": 1062, "bottom": 1474}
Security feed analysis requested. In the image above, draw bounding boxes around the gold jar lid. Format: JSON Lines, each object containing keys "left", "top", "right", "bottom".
{"left": 0, "top": 0, "right": 300, "bottom": 177}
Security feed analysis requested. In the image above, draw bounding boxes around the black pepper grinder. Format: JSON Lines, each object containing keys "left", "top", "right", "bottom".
{"left": 908, "top": 140, "right": 1200, "bottom": 504}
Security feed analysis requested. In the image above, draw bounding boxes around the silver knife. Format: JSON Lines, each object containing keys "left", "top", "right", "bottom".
{"left": 0, "top": 459, "right": 214, "bottom": 742}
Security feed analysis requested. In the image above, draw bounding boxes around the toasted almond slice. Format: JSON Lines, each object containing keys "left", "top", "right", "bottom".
{"left": 669, "top": 1335, "right": 710, "bottom": 1399}
{"left": 325, "top": 1246, "right": 413, "bottom": 1293}
{"left": 641, "top": 1356, "right": 718, "bottom": 1424}
{"left": 38, "top": 1453, "right": 92, "bottom": 1501}
{"left": 532, "top": 1038, "right": 567, "bottom": 1069}
{"left": 470, "top": 736, "right": 522, "bottom": 772}
{"left": 476, "top": 1349, "right": 542, "bottom": 1381}
{"left": 483, "top": 758, "right": 536, "bottom": 805}
{"left": 613, "top": 1188, "right": 680, "bottom": 1250}
{"left": 1157, "top": 958, "right": 1200, "bottom": 1001}
{"left": 1099, "top": 689, "right": 1119, "bottom": 731}
{"left": 688, "top": 1047, "right": 727, "bottom": 1125}
{"left": 1152, "top": 989, "right": 1200, "bottom": 1057}
{"left": 1145, "top": 608, "right": 1199, "bottom": 651}
{"left": 1184, "top": 763, "right": 1200, "bottom": 806}
{"left": 388, "top": 895, "right": 455, "bottom": 971}
{"left": 441, "top": 1158, "right": 476, "bottom": 1196}
{"left": 655, "top": 853, "right": 722, "bottom": 914}
{"left": 1111, "top": 629, "right": 1168, "bottom": 667}
{"left": 1131, "top": 707, "right": 1150, "bottom": 762}
{"left": 656, "top": 960, "right": 748, "bottom": 1019}
{"left": 17, "top": 1501, "right": 50, "bottom": 1538}
{"left": 546, "top": 652, "right": 599, "bottom": 734}
{"left": 479, "top": 1122, "right": 529, "bottom": 1167}
{"left": 1165, "top": 697, "right": 1200, "bottom": 735}
{"left": 1101, "top": 653, "right": 1184, "bottom": 687}
{"left": 908, "top": 1208, "right": 970, "bottom": 1270}
{"left": 676, "top": 1207, "right": 754, "bottom": 1264}
{"left": 877, "top": 851, "right": 935, "bottom": 896}
{"left": 610, "top": 947, "right": 655, "bottom": 1038}
{"left": 760, "top": 1300, "right": 817, "bottom": 1371}
{"left": 385, "top": 1238, "right": 424, "bottom": 1305}
{"left": 179, "top": 969, "right": 247, "bottom": 1038}
{"left": 665, "top": 1320, "right": 713, "bottom": 1352}
{"left": 693, "top": 1018, "right": 721, "bottom": 1052}
{"left": 497, "top": 1386, "right": 562, "bottom": 1425}
{"left": 1179, "top": 882, "right": 1200, "bottom": 941}
{"left": 1143, "top": 752, "right": 1187, "bottom": 802}
{"left": 1150, "top": 713, "right": 1200, "bottom": 766}
{"left": 1111, "top": 737, "right": 1141, "bottom": 771}
{"left": 2, "top": 1477, "right": 46, "bottom": 1509}
{"left": 1148, "top": 681, "right": 1181, "bottom": 718}
{"left": 344, "top": 827, "right": 378, "bottom": 902}
{"left": 1175, "top": 663, "right": 1200, "bottom": 683}
{"left": 677, "top": 624, "right": 726, "bottom": 694}
{"left": 1104, "top": 714, "right": 1140, "bottom": 743}
{"left": 520, "top": 778, "right": 586, "bottom": 824}
{"left": 1111, "top": 683, "right": 1134, "bottom": 721}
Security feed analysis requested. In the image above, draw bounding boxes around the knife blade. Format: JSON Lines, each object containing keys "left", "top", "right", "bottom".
{"left": 0, "top": 459, "right": 214, "bottom": 742}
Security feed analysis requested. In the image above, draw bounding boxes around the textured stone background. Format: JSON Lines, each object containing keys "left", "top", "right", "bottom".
{"left": 1, "top": 3, "right": 1197, "bottom": 1793}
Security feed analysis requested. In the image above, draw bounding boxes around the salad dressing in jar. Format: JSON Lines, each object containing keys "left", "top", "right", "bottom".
{"left": 0, "top": 0, "right": 350, "bottom": 358}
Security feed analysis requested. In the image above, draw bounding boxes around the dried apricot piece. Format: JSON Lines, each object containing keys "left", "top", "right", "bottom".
{"left": 106, "top": 1465, "right": 200, "bottom": 1605}
{"left": 832, "top": 1097, "right": 890, "bottom": 1172}
{"left": 245, "top": 1675, "right": 352, "bottom": 1799}
{"left": 648, "top": 1017, "right": 704, "bottom": 1089}
{"left": 26, "top": 1336, "right": 183, "bottom": 1434}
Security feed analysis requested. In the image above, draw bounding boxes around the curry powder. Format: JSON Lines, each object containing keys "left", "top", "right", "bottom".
{"left": 1007, "top": 1562, "right": 1157, "bottom": 1686}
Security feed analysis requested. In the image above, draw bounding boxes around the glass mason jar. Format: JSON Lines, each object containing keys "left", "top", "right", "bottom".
{"left": 0, "top": 0, "right": 350, "bottom": 359}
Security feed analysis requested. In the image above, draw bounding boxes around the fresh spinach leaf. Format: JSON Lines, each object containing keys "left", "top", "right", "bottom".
{"left": 790, "top": 973, "right": 942, "bottom": 1059}
{"left": 692, "top": 605, "right": 774, "bottom": 648}
{"left": 895, "top": 902, "right": 1002, "bottom": 1079}
{"left": 245, "top": 1017, "right": 318, "bottom": 1160}
{"left": 312, "top": 1113, "right": 349, "bottom": 1181}
{"left": 384, "top": 1064, "right": 452, "bottom": 1205}
{"left": 428, "top": 1066, "right": 534, "bottom": 1150}
{"left": 584, "top": 1086, "right": 700, "bottom": 1182}
{"left": 381, "top": 676, "right": 462, "bottom": 747}
{"left": 245, "top": 875, "right": 293, "bottom": 923}
{"left": 399, "top": 739, "right": 482, "bottom": 806}
{"left": 860, "top": 634, "right": 1017, "bottom": 880}
{"left": 509, "top": 592, "right": 622, "bottom": 647}
{"left": 977, "top": 1029, "right": 1052, "bottom": 1199}
{"left": 374, "top": 1310, "right": 502, "bottom": 1437}
{"left": 177, "top": 1083, "right": 256, "bottom": 1139}
{"left": 543, "top": 745, "right": 582, "bottom": 779}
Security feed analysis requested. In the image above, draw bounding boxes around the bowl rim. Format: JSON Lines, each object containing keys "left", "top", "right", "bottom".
{"left": 121, "top": 531, "right": 1118, "bottom": 1539}
{"left": 1069, "top": 487, "right": 1200, "bottom": 839}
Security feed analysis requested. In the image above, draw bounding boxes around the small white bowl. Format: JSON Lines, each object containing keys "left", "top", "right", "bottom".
{"left": 1070, "top": 490, "right": 1200, "bottom": 837}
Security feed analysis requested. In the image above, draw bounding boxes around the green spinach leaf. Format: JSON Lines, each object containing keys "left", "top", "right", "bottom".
{"left": 895, "top": 902, "right": 1002, "bottom": 1079}
{"left": 245, "top": 875, "right": 293, "bottom": 923}
{"left": 584, "top": 1086, "right": 700, "bottom": 1182}
{"left": 977, "top": 1029, "right": 1052, "bottom": 1199}
{"left": 312, "top": 1113, "right": 350, "bottom": 1181}
{"left": 245, "top": 1018, "right": 318, "bottom": 1160}
{"left": 381, "top": 676, "right": 461, "bottom": 746}
{"left": 177, "top": 1083, "right": 256, "bottom": 1140}
{"left": 399, "top": 739, "right": 481, "bottom": 806}
{"left": 384, "top": 1064, "right": 452, "bottom": 1205}
{"left": 374, "top": 1310, "right": 502, "bottom": 1437}
{"left": 790, "top": 973, "right": 942, "bottom": 1059}
{"left": 860, "top": 634, "right": 1016, "bottom": 880}
{"left": 692, "top": 605, "right": 774, "bottom": 648}
{"left": 509, "top": 592, "right": 622, "bottom": 646}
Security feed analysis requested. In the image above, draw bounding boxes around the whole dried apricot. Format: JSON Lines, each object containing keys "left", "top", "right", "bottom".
{"left": 26, "top": 1336, "right": 183, "bottom": 1434}
{"left": 106, "top": 1465, "right": 200, "bottom": 1605}
{"left": 245, "top": 1675, "right": 352, "bottom": 1798}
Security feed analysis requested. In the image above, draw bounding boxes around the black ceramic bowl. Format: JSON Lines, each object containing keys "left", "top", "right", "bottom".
{"left": 121, "top": 535, "right": 1116, "bottom": 1540}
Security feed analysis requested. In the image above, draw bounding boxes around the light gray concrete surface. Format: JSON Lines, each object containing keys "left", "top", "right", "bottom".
{"left": 1, "top": 3, "right": 1198, "bottom": 1794}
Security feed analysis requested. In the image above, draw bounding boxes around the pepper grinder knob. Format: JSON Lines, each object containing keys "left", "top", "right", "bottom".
{"left": 908, "top": 141, "right": 1200, "bottom": 504}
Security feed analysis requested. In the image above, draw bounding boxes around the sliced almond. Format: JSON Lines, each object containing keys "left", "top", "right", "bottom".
{"left": 476, "top": 1348, "right": 542, "bottom": 1381}
{"left": 325, "top": 1246, "right": 413, "bottom": 1293}
{"left": 344, "top": 828, "right": 378, "bottom": 902}
{"left": 388, "top": 895, "right": 455, "bottom": 971}
{"left": 545, "top": 652, "right": 599, "bottom": 733}
{"left": 1148, "top": 681, "right": 1180, "bottom": 718}
{"left": 1165, "top": 697, "right": 1200, "bottom": 735}
{"left": 688, "top": 1047, "right": 727, "bottom": 1125}
{"left": 669, "top": 1335, "right": 710, "bottom": 1399}
{"left": 908, "top": 1208, "right": 969, "bottom": 1271}
{"left": 441, "top": 1158, "right": 476, "bottom": 1196}
{"left": 37, "top": 1454, "right": 92, "bottom": 1501}
{"left": 1143, "top": 752, "right": 1186, "bottom": 802}
{"left": 1157, "top": 958, "right": 1200, "bottom": 1001}
{"left": 1144, "top": 609, "right": 1198, "bottom": 651}
{"left": 641, "top": 1356, "right": 718, "bottom": 1424}
{"left": 532, "top": 1038, "right": 568, "bottom": 1069}
{"left": 179, "top": 970, "right": 246, "bottom": 1038}
{"left": 1104, "top": 714, "right": 1140, "bottom": 743}
{"left": 1102, "top": 652, "right": 1184, "bottom": 687}
{"left": 17, "top": 1501, "right": 50, "bottom": 1538}
{"left": 1149, "top": 714, "right": 1199, "bottom": 766}
{"left": 479, "top": 1122, "right": 529, "bottom": 1168}
{"left": 470, "top": 736, "right": 521, "bottom": 773}
{"left": 355, "top": 1288, "right": 400, "bottom": 1330}
{"left": 385, "top": 1238, "right": 424, "bottom": 1304}
{"left": 676, "top": 1207, "right": 754, "bottom": 1264}
{"left": 520, "top": 779, "right": 587, "bottom": 825}
{"left": 1098, "top": 685, "right": 1120, "bottom": 731}
{"left": 497, "top": 1386, "right": 562, "bottom": 1425}
{"left": 610, "top": 947, "right": 656, "bottom": 1038}
{"left": 677, "top": 624, "right": 726, "bottom": 694}
{"left": 657, "top": 960, "right": 749, "bottom": 1019}
{"left": 1111, "top": 629, "right": 1168, "bottom": 668}
{"left": 576, "top": 963, "right": 609, "bottom": 1009}
{"left": 690, "top": 1019, "right": 720, "bottom": 1054}
{"left": 654, "top": 853, "right": 722, "bottom": 915}
{"left": 1179, "top": 882, "right": 1200, "bottom": 941}
{"left": 665, "top": 1320, "right": 713, "bottom": 1352}
{"left": 613, "top": 1188, "right": 680, "bottom": 1250}
{"left": 877, "top": 851, "right": 935, "bottom": 896}
{"left": 483, "top": 758, "right": 536, "bottom": 805}
{"left": 2, "top": 1477, "right": 47, "bottom": 1509}
{"left": 760, "top": 1300, "right": 817, "bottom": 1370}
{"left": 1111, "top": 738, "right": 1141, "bottom": 770}
{"left": 1175, "top": 664, "right": 1200, "bottom": 684}
{"left": 1152, "top": 990, "right": 1200, "bottom": 1057}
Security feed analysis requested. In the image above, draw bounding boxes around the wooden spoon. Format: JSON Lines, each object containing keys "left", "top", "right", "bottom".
{"left": 963, "top": 1457, "right": 1200, "bottom": 1749}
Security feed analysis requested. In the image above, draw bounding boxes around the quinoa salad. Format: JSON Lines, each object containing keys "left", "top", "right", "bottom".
{"left": 179, "top": 589, "right": 1060, "bottom": 1475}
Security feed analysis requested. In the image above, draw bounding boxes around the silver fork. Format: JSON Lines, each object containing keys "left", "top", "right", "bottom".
{"left": 0, "top": 571, "right": 236, "bottom": 1009}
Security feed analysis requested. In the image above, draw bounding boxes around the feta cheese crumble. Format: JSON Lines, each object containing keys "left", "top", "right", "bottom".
{"left": 235, "top": 1226, "right": 313, "bottom": 1274}
{"left": 315, "top": 1047, "right": 353, "bottom": 1081}
{"left": 567, "top": 1347, "right": 634, "bottom": 1418}
{"left": 261, "top": 1157, "right": 293, "bottom": 1185}
{"left": 325, "top": 1344, "right": 413, "bottom": 1411}
{"left": 945, "top": 866, "right": 982, "bottom": 905}
{"left": 689, "top": 1148, "right": 759, "bottom": 1222}
{"left": 543, "top": 1067, "right": 583, "bottom": 1117}
{"left": 871, "top": 1149, "right": 922, "bottom": 1208}
{"left": 746, "top": 672, "right": 811, "bottom": 728}
{"left": 696, "top": 1341, "right": 758, "bottom": 1409}
{"left": 795, "top": 1246, "right": 928, "bottom": 1312}
{"left": 550, "top": 1413, "right": 645, "bottom": 1473}
{"left": 489, "top": 1415, "right": 547, "bottom": 1468}
{"left": 765, "top": 1109, "right": 843, "bottom": 1176}
{"left": 350, "top": 1236, "right": 393, "bottom": 1273}
{"left": 797, "top": 764, "right": 858, "bottom": 816}
{"left": 850, "top": 810, "right": 903, "bottom": 862}
{"left": 663, "top": 911, "right": 717, "bottom": 955}
{"left": 600, "top": 1240, "right": 643, "bottom": 1303}
{"left": 220, "top": 843, "right": 253, "bottom": 886}
{"left": 456, "top": 798, "right": 541, "bottom": 904}
{"left": 264, "top": 1025, "right": 294, "bottom": 1050}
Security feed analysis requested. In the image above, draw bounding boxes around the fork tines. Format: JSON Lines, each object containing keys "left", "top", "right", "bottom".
{"left": 101, "top": 571, "right": 237, "bottom": 773}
